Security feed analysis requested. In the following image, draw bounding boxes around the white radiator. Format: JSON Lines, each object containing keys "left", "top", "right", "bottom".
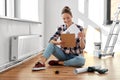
{"left": 11, "top": 35, "right": 43, "bottom": 61}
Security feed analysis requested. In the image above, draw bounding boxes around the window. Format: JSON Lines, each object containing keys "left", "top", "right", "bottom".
{"left": 105, "top": 0, "right": 120, "bottom": 25}
{"left": 0, "top": 0, "right": 5, "bottom": 16}
{"left": 111, "top": 0, "right": 120, "bottom": 20}
{"left": 0, "top": 0, "right": 39, "bottom": 21}
{"left": 6, "top": 0, "right": 14, "bottom": 17}
{"left": 78, "top": 0, "right": 84, "bottom": 14}
{"left": 18, "top": 0, "right": 39, "bottom": 21}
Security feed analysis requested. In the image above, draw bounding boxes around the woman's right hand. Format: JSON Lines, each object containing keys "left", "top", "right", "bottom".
{"left": 58, "top": 41, "right": 65, "bottom": 46}
{"left": 50, "top": 40, "right": 65, "bottom": 46}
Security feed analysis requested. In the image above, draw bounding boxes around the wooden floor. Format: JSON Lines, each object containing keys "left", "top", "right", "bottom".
{"left": 0, "top": 53, "right": 120, "bottom": 80}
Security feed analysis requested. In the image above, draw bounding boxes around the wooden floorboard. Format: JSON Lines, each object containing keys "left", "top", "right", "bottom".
{"left": 0, "top": 53, "right": 120, "bottom": 80}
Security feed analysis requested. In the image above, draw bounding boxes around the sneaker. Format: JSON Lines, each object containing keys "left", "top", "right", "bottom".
{"left": 48, "top": 60, "right": 62, "bottom": 66}
{"left": 32, "top": 62, "right": 46, "bottom": 71}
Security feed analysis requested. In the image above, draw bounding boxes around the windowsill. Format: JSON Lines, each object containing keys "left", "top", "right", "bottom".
{"left": 0, "top": 16, "right": 42, "bottom": 24}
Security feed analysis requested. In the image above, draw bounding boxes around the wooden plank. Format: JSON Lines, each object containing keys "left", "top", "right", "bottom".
{"left": 1, "top": 53, "right": 120, "bottom": 80}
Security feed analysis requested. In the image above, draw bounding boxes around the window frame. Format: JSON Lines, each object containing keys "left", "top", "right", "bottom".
{"left": 104, "top": 0, "right": 113, "bottom": 25}
{"left": 1, "top": 0, "right": 40, "bottom": 22}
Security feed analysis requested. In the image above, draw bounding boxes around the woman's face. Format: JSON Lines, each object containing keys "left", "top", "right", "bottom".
{"left": 62, "top": 13, "right": 72, "bottom": 26}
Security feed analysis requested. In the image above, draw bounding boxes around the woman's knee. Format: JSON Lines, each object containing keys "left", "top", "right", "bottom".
{"left": 47, "top": 43, "right": 56, "bottom": 48}
{"left": 48, "top": 42, "right": 54, "bottom": 46}
{"left": 76, "top": 56, "right": 85, "bottom": 67}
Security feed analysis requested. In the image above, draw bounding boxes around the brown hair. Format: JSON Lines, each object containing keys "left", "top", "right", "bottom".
{"left": 61, "top": 6, "right": 72, "bottom": 17}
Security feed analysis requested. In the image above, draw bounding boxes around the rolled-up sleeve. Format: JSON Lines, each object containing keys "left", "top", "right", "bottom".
{"left": 49, "top": 27, "right": 62, "bottom": 42}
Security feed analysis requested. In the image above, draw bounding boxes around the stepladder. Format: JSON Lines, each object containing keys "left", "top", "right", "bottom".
{"left": 99, "top": 5, "right": 120, "bottom": 59}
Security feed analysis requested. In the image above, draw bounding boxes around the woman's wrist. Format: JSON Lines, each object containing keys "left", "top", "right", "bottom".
{"left": 50, "top": 40, "right": 58, "bottom": 45}
{"left": 79, "top": 37, "right": 85, "bottom": 40}
{"left": 56, "top": 41, "right": 61, "bottom": 45}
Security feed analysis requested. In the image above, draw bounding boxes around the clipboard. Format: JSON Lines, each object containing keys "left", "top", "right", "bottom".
{"left": 60, "top": 34, "right": 76, "bottom": 48}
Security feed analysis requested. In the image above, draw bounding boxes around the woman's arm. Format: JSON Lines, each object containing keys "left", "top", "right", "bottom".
{"left": 78, "top": 30, "right": 86, "bottom": 49}
{"left": 49, "top": 25, "right": 84, "bottom": 47}
{"left": 49, "top": 26, "right": 63, "bottom": 45}
{"left": 79, "top": 37, "right": 85, "bottom": 49}
{"left": 50, "top": 40, "right": 61, "bottom": 45}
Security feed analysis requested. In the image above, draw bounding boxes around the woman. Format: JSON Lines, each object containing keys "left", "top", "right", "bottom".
{"left": 32, "top": 6, "right": 86, "bottom": 71}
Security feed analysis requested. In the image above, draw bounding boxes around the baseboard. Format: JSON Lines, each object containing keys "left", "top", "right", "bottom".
{"left": 0, "top": 50, "right": 43, "bottom": 73}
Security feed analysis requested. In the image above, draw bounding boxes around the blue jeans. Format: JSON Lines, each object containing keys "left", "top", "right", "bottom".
{"left": 42, "top": 43, "right": 85, "bottom": 67}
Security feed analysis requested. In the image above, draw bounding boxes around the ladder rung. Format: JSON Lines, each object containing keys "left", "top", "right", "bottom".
{"left": 113, "top": 21, "right": 119, "bottom": 24}
{"left": 106, "top": 46, "right": 114, "bottom": 47}
{"left": 109, "top": 34, "right": 118, "bottom": 35}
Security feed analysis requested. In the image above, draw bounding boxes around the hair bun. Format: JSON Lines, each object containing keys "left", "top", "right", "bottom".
{"left": 63, "top": 6, "right": 71, "bottom": 11}
{"left": 61, "top": 6, "right": 72, "bottom": 17}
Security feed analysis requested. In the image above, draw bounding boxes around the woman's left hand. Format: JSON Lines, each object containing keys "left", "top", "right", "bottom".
{"left": 78, "top": 31, "right": 85, "bottom": 39}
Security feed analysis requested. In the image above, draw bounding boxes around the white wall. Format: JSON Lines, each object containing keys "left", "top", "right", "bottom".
{"left": 84, "top": 0, "right": 104, "bottom": 53}
{"left": 44, "top": 0, "right": 78, "bottom": 47}
{"left": 0, "top": 0, "right": 45, "bottom": 66}
{"left": 0, "top": 19, "right": 42, "bottom": 66}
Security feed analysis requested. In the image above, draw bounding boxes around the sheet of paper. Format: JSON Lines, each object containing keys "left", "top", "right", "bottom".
{"left": 62, "top": 24, "right": 80, "bottom": 38}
